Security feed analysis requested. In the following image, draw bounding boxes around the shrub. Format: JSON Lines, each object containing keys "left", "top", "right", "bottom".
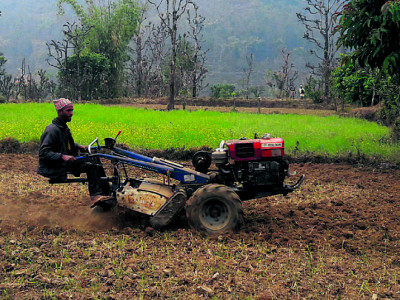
{"left": 349, "top": 105, "right": 381, "bottom": 122}
{"left": 331, "top": 63, "right": 379, "bottom": 107}
{"left": 391, "top": 118, "right": 400, "bottom": 141}
{"left": 304, "top": 76, "right": 323, "bottom": 103}
{"left": 210, "top": 84, "right": 235, "bottom": 99}
{"left": 378, "top": 78, "right": 400, "bottom": 126}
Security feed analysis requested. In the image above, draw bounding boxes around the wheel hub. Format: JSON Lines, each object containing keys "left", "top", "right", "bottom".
{"left": 200, "top": 199, "right": 230, "bottom": 230}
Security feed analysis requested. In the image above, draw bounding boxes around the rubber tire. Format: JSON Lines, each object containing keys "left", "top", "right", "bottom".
{"left": 185, "top": 184, "right": 244, "bottom": 235}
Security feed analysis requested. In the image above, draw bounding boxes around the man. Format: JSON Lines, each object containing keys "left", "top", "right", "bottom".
{"left": 298, "top": 85, "right": 305, "bottom": 100}
{"left": 37, "top": 98, "right": 111, "bottom": 205}
{"left": 289, "top": 84, "right": 296, "bottom": 99}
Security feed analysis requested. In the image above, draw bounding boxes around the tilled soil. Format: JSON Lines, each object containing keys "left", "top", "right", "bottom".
{"left": 1, "top": 154, "right": 399, "bottom": 299}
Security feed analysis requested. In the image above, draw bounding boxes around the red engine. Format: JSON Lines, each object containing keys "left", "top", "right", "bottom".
{"left": 191, "top": 134, "right": 291, "bottom": 199}
{"left": 225, "top": 137, "right": 284, "bottom": 161}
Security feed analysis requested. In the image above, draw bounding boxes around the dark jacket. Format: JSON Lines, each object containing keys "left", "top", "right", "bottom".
{"left": 37, "top": 117, "right": 78, "bottom": 179}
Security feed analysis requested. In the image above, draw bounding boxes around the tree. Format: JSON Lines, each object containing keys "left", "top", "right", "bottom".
{"left": 130, "top": 8, "right": 148, "bottom": 97}
{"left": 337, "top": 1, "right": 400, "bottom": 75}
{"left": 265, "top": 48, "right": 297, "bottom": 98}
{"left": 47, "top": 22, "right": 94, "bottom": 100}
{"left": 127, "top": 5, "right": 172, "bottom": 98}
{"left": 331, "top": 62, "right": 380, "bottom": 107}
{"left": 0, "top": 74, "right": 13, "bottom": 103}
{"left": 60, "top": 53, "right": 111, "bottom": 100}
{"left": 145, "top": 23, "right": 168, "bottom": 97}
{"left": 149, "top": 0, "right": 192, "bottom": 110}
{"left": 297, "top": 0, "right": 345, "bottom": 101}
{"left": 304, "top": 75, "right": 323, "bottom": 103}
{"left": 0, "top": 53, "right": 11, "bottom": 102}
{"left": 57, "top": 0, "right": 140, "bottom": 98}
{"left": 174, "top": 36, "right": 195, "bottom": 97}
{"left": 249, "top": 86, "right": 265, "bottom": 98}
{"left": 243, "top": 53, "right": 254, "bottom": 99}
{"left": 186, "top": 2, "right": 207, "bottom": 98}
{"left": 210, "top": 84, "right": 235, "bottom": 99}
{"left": 337, "top": 0, "right": 400, "bottom": 136}
{"left": 0, "top": 53, "right": 6, "bottom": 76}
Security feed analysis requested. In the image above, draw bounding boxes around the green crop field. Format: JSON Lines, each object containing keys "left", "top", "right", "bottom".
{"left": 1, "top": 103, "right": 399, "bottom": 162}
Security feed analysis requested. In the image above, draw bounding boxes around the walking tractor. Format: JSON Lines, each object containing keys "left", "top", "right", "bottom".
{"left": 62, "top": 131, "right": 304, "bottom": 234}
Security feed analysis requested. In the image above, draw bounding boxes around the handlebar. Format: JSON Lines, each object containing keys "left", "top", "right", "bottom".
{"left": 77, "top": 131, "right": 122, "bottom": 159}
{"left": 88, "top": 137, "right": 100, "bottom": 154}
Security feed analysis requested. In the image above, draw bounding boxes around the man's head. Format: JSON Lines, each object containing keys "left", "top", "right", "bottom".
{"left": 53, "top": 98, "right": 73, "bottom": 123}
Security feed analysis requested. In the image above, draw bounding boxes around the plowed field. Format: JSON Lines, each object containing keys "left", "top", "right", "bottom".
{"left": 1, "top": 154, "right": 399, "bottom": 299}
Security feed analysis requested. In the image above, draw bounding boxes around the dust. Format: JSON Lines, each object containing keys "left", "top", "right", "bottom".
{"left": 0, "top": 154, "right": 123, "bottom": 233}
{"left": 0, "top": 198, "right": 120, "bottom": 233}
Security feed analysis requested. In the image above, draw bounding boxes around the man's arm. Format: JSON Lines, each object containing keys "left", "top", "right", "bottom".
{"left": 39, "top": 130, "right": 75, "bottom": 162}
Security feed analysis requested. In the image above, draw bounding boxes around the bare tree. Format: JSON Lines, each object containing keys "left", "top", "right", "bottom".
{"left": 36, "top": 69, "right": 54, "bottom": 100}
{"left": 266, "top": 49, "right": 298, "bottom": 98}
{"left": 17, "top": 59, "right": 27, "bottom": 101}
{"left": 26, "top": 65, "right": 38, "bottom": 100}
{"left": 0, "top": 74, "right": 13, "bottom": 102}
{"left": 130, "top": 9, "right": 149, "bottom": 97}
{"left": 0, "top": 51, "right": 13, "bottom": 102}
{"left": 296, "top": 0, "right": 344, "bottom": 101}
{"left": 174, "top": 35, "right": 198, "bottom": 97}
{"left": 63, "top": 22, "right": 91, "bottom": 100}
{"left": 47, "top": 22, "right": 91, "bottom": 99}
{"left": 148, "top": 0, "right": 192, "bottom": 110}
{"left": 128, "top": 21, "right": 169, "bottom": 98}
{"left": 244, "top": 53, "right": 254, "bottom": 99}
{"left": 46, "top": 30, "right": 73, "bottom": 97}
{"left": 127, "top": 4, "right": 168, "bottom": 98}
{"left": 187, "top": 2, "right": 207, "bottom": 98}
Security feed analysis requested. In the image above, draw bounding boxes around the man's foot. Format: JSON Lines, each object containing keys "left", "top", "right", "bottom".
{"left": 90, "top": 195, "right": 115, "bottom": 209}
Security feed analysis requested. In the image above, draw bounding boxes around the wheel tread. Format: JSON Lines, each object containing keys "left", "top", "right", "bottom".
{"left": 185, "top": 184, "right": 243, "bottom": 235}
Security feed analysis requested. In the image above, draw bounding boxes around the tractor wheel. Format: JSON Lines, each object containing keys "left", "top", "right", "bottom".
{"left": 185, "top": 184, "right": 243, "bottom": 235}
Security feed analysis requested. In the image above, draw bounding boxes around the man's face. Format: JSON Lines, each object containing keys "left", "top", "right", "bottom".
{"left": 58, "top": 104, "right": 74, "bottom": 123}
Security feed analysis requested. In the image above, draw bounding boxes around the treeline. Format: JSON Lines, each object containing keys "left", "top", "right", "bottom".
{"left": 335, "top": 0, "right": 400, "bottom": 140}
{"left": 0, "top": 0, "right": 208, "bottom": 110}
{"left": 0, "top": 0, "right": 399, "bottom": 140}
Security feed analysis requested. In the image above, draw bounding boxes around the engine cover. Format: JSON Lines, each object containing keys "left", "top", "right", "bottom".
{"left": 225, "top": 137, "right": 284, "bottom": 162}
{"left": 117, "top": 181, "right": 175, "bottom": 215}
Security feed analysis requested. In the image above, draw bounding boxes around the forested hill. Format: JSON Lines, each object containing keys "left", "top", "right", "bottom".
{"left": 0, "top": 0, "right": 310, "bottom": 88}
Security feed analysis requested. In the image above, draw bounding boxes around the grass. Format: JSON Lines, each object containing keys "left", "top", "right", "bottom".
{"left": 0, "top": 103, "right": 399, "bottom": 162}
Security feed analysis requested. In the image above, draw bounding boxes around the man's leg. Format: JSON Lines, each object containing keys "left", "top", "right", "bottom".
{"left": 84, "top": 157, "right": 111, "bottom": 197}
{"left": 68, "top": 157, "right": 111, "bottom": 197}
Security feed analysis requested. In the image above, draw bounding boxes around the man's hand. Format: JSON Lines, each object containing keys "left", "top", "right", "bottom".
{"left": 77, "top": 145, "right": 88, "bottom": 153}
{"left": 62, "top": 155, "right": 76, "bottom": 162}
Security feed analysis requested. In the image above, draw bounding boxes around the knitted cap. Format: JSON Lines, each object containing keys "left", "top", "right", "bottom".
{"left": 53, "top": 98, "right": 72, "bottom": 111}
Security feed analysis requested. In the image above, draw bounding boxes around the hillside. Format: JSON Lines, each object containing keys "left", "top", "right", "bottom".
{"left": 0, "top": 0, "right": 312, "bottom": 91}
